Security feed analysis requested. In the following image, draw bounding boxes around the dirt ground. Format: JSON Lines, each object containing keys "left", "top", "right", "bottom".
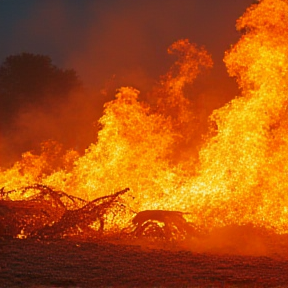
{"left": 1, "top": 238, "right": 288, "bottom": 288}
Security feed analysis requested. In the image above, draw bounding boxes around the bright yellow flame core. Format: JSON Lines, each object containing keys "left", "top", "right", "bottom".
{"left": 2, "top": 0, "right": 288, "bottom": 234}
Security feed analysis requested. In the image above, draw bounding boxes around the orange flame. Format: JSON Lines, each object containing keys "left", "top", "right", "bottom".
{"left": 1, "top": 0, "right": 288, "bottom": 237}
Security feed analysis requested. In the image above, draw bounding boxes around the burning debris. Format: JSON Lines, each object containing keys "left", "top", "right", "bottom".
{"left": 0, "top": 184, "right": 86, "bottom": 239}
{"left": 0, "top": 185, "right": 201, "bottom": 243}
{"left": 34, "top": 187, "right": 131, "bottom": 239}
{"left": 0, "top": 186, "right": 130, "bottom": 239}
{"left": 131, "top": 210, "right": 198, "bottom": 241}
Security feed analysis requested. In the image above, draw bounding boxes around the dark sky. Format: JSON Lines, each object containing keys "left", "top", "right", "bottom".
{"left": 0, "top": 0, "right": 256, "bottom": 165}
{"left": 0, "top": 0, "right": 254, "bottom": 89}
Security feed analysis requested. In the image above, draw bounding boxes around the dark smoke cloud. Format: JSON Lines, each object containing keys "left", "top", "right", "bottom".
{"left": 67, "top": 0, "right": 254, "bottom": 89}
{"left": 0, "top": 0, "right": 254, "bottom": 90}
{"left": 0, "top": 0, "right": 255, "bottom": 166}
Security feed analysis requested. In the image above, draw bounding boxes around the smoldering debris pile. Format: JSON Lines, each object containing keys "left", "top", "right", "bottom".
{"left": 0, "top": 185, "right": 196, "bottom": 242}
{"left": 3, "top": 184, "right": 288, "bottom": 258}
{"left": 0, "top": 185, "right": 131, "bottom": 239}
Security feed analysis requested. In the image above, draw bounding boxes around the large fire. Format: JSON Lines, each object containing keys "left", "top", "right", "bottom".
{"left": 1, "top": 0, "right": 288, "bottom": 246}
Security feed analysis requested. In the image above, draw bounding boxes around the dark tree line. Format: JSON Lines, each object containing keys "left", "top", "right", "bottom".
{"left": 0, "top": 52, "right": 86, "bottom": 167}
{"left": 0, "top": 52, "right": 82, "bottom": 126}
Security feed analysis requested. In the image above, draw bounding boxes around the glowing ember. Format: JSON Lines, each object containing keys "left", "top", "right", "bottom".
{"left": 1, "top": 0, "right": 288, "bottom": 244}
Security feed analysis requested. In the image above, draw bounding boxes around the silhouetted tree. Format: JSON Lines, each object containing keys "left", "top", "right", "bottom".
{"left": 0, "top": 52, "right": 82, "bottom": 125}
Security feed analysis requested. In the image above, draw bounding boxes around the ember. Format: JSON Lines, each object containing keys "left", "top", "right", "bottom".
{"left": 1, "top": 0, "right": 288, "bottom": 256}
